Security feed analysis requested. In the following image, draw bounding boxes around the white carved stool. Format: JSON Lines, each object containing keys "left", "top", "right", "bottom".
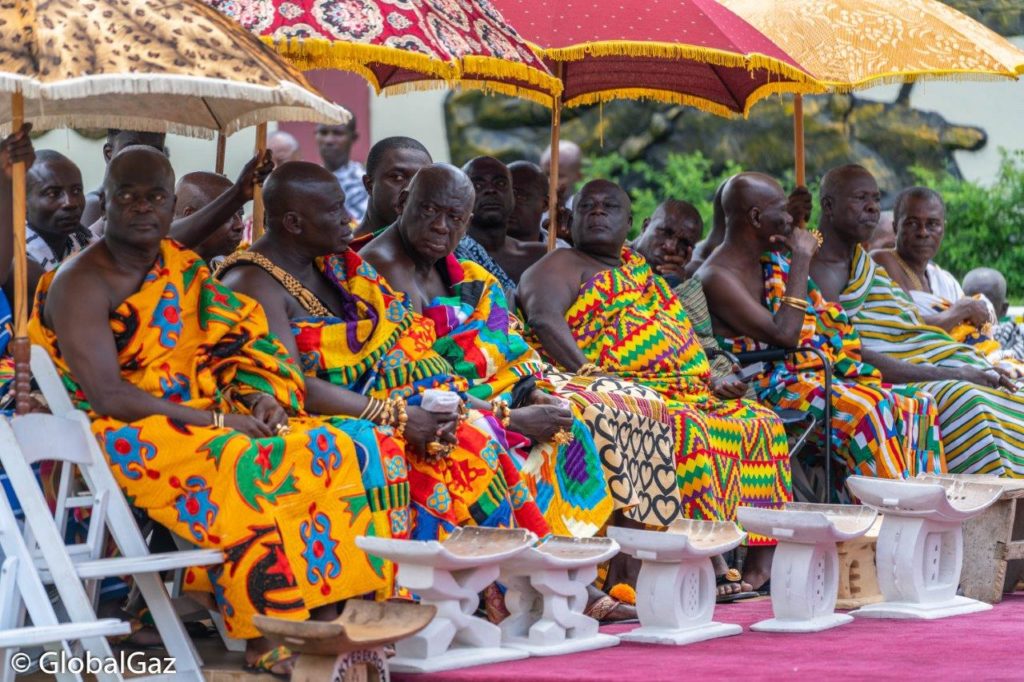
{"left": 607, "top": 520, "right": 744, "bottom": 645}
{"left": 737, "top": 503, "right": 877, "bottom": 632}
{"left": 500, "top": 536, "right": 620, "bottom": 655}
{"left": 846, "top": 475, "right": 1001, "bottom": 619}
{"left": 357, "top": 527, "right": 535, "bottom": 673}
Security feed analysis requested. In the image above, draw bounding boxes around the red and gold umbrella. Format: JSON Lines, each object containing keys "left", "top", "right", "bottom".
{"left": 204, "top": 0, "right": 562, "bottom": 105}
{"left": 490, "top": 0, "right": 822, "bottom": 247}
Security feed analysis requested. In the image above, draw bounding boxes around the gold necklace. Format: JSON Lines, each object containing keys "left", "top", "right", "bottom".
{"left": 889, "top": 249, "right": 928, "bottom": 292}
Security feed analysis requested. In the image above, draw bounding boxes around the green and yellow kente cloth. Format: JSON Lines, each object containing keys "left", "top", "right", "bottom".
{"left": 555, "top": 249, "right": 791, "bottom": 545}
{"left": 718, "top": 251, "right": 944, "bottom": 495}
{"left": 841, "top": 245, "right": 1024, "bottom": 477}
{"left": 29, "top": 241, "right": 406, "bottom": 639}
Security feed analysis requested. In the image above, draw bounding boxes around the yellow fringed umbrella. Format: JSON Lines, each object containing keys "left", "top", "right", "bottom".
{"left": 202, "top": 0, "right": 562, "bottom": 108}
{"left": 0, "top": 0, "right": 350, "bottom": 413}
{"left": 720, "top": 0, "right": 1024, "bottom": 185}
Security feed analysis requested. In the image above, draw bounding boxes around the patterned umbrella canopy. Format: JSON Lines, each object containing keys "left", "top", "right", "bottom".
{"left": 0, "top": 0, "right": 350, "bottom": 137}
{"left": 491, "top": 0, "right": 821, "bottom": 117}
{"left": 0, "top": 0, "right": 350, "bottom": 413}
{"left": 203, "top": 0, "right": 562, "bottom": 106}
{"left": 720, "top": 0, "right": 1024, "bottom": 90}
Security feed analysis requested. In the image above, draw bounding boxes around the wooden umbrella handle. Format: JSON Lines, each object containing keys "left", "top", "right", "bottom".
{"left": 11, "top": 91, "right": 31, "bottom": 415}
{"left": 251, "top": 123, "right": 267, "bottom": 239}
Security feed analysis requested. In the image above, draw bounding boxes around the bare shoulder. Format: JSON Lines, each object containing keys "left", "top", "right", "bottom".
{"left": 520, "top": 247, "right": 586, "bottom": 287}
{"left": 870, "top": 248, "right": 897, "bottom": 267}
{"left": 218, "top": 262, "right": 286, "bottom": 306}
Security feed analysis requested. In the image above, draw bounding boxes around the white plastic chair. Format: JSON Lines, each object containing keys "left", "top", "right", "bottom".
{"left": 0, "top": 439, "right": 130, "bottom": 682}
{"left": 10, "top": 346, "right": 225, "bottom": 681}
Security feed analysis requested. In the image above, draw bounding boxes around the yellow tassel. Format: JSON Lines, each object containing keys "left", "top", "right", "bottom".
{"left": 608, "top": 583, "right": 636, "bottom": 606}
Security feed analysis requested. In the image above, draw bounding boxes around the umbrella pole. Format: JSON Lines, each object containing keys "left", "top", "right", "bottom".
{"left": 251, "top": 123, "right": 267, "bottom": 239}
{"left": 215, "top": 132, "right": 226, "bottom": 175}
{"left": 793, "top": 94, "right": 807, "bottom": 229}
{"left": 793, "top": 94, "right": 806, "bottom": 187}
{"left": 10, "top": 92, "right": 30, "bottom": 415}
{"left": 546, "top": 93, "right": 562, "bottom": 253}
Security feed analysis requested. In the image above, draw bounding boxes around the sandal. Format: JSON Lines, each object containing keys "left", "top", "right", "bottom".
{"left": 584, "top": 595, "right": 637, "bottom": 623}
{"left": 716, "top": 573, "right": 759, "bottom": 603}
{"left": 245, "top": 645, "right": 295, "bottom": 679}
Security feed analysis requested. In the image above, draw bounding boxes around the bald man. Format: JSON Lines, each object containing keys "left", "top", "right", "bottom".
{"left": 174, "top": 172, "right": 244, "bottom": 264}
{"left": 540, "top": 139, "right": 583, "bottom": 209}
{"left": 29, "top": 147, "right": 416, "bottom": 674}
{"left": 453, "top": 156, "right": 547, "bottom": 291}
{"left": 82, "top": 129, "right": 168, "bottom": 230}
{"left": 699, "top": 172, "right": 944, "bottom": 500}
{"left": 631, "top": 199, "right": 703, "bottom": 288}
{"left": 816, "top": 164, "right": 1024, "bottom": 477}
{"left": 508, "top": 160, "right": 569, "bottom": 247}
{"left": 219, "top": 160, "right": 550, "bottom": 547}
{"left": 521, "top": 179, "right": 792, "bottom": 592}
{"left": 964, "top": 268, "right": 1024, "bottom": 371}
{"left": 266, "top": 129, "right": 301, "bottom": 167}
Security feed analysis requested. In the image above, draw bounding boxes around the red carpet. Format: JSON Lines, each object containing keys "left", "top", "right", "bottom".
{"left": 394, "top": 593, "right": 1024, "bottom": 681}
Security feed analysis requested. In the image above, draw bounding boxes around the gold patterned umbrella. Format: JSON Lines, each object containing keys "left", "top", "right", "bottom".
{"left": 0, "top": 0, "right": 350, "bottom": 412}
{"left": 720, "top": 0, "right": 1024, "bottom": 184}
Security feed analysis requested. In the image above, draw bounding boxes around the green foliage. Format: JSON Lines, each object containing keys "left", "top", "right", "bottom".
{"left": 581, "top": 151, "right": 742, "bottom": 239}
{"left": 909, "top": 150, "right": 1024, "bottom": 298}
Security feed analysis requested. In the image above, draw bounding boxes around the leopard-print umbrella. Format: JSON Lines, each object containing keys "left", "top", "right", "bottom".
{"left": 0, "top": 0, "right": 351, "bottom": 413}
{"left": 0, "top": 0, "right": 350, "bottom": 137}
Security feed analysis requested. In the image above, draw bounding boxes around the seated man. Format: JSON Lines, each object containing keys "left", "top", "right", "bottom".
{"left": 631, "top": 199, "right": 703, "bottom": 289}
{"left": 871, "top": 187, "right": 993, "bottom": 334}
{"left": 28, "top": 147, "right": 409, "bottom": 674}
{"left": 964, "top": 267, "right": 1024, "bottom": 370}
{"left": 355, "top": 136, "right": 433, "bottom": 238}
{"left": 540, "top": 140, "right": 583, "bottom": 229}
{"left": 174, "top": 172, "right": 245, "bottom": 265}
{"left": 508, "top": 161, "right": 569, "bottom": 248}
{"left": 453, "top": 156, "right": 547, "bottom": 292}
{"left": 24, "top": 151, "right": 91, "bottom": 291}
{"left": 217, "top": 161, "right": 549, "bottom": 544}
{"left": 363, "top": 163, "right": 693, "bottom": 533}
{"left": 699, "top": 173, "right": 944, "bottom": 497}
{"left": 520, "top": 179, "right": 792, "bottom": 592}
{"left": 83, "top": 129, "right": 167, "bottom": 231}
{"left": 815, "top": 165, "right": 1024, "bottom": 477}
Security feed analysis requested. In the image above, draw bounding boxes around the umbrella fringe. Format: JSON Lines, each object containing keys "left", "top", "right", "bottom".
{"left": 263, "top": 37, "right": 457, "bottom": 83}
{"left": 381, "top": 79, "right": 556, "bottom": 108}
{"left": 820, "top": 68, "right": 1023, "bottom": 92}
{"left": 262, "top": 37, "right": 561, "bottom": 101}
{"left": 1, "top": 75, "right": 349, "bottom": 136}
{"left": 538, "top": 41, "right": 816, "bottom": 84}
{"left": 460, "top": 55, "right": 562, "bottom": 98}
{"left": 562, "top": 80, "right": 823, "bottom": 119}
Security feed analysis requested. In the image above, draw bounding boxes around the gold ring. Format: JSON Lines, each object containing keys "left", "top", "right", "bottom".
{"left": 275, "top": 423, "right": 291, "bottom": 436}
{"left": 551, "top": 428, "right": 573, "bottom": 446}
{"left": 814, "top": 231, "right": 824, "bottom": 248}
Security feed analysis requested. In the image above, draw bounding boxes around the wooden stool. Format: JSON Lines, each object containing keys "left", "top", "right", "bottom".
{"left": 921, "top": 474, "right": 1024, "bottom": 604}
{"left": 835, "top": 516, "right": 884, "bottom": 610}
{"left": 253, "top": 600, "right": 436, "bottom": 682}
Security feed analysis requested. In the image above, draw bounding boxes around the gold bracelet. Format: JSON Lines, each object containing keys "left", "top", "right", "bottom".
{"left": 392, "top": 398, "right": 408, "bottom": 438}
{"left": 359, "top": 397, "right": 384, "bottom": 423}
{"left": 781, "top": 296, "right": 807, "bottom": 311}
{"left": 490, "top": 398, "right": 511, "bottom": 428}
{"left": 577, "top": 363, "right": 600, "bottom": 377}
